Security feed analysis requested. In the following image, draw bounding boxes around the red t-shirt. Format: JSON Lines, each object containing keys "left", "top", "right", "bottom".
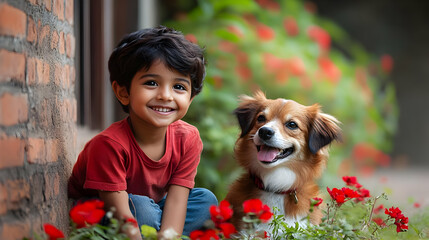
{"left": 68, "top": 118, "right": 203, "bottom": 203}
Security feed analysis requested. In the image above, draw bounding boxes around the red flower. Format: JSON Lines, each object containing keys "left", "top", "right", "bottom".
{"left": 255, "top": 0, "right": 280, "bottom": 11}
{"left": 311, "top": 197, "right": 323, "bottom": 207}
{"left": 327, "top": 187, "right": 346, "bottom": 206}
{"left": 381, "top": 54, "right": 394, "bottom": 73}
{"left": 256, "top": 24, "right": 275, "bottom": 41}
{"left": 243, "top": 199, "right": 273, "bottom": 222}
{"left": 372, "top": 217, "right": 386, "bottom": 227}
{"left": 185, "top": 34, "right": 198, "bottom": 44}
{"left": 69, "top": 199, "right": 105, "bottom": 228}
{"left": 342, "top": 176, "right": 362, "bottom": 188}
{"left": 283, "top": 17, "right": 299, "bottom": 36}
{"left": 286, "top": 57, "right": 306, "bottom": 76}
{"left": 341, "top": 187, "right": 360, "bottom": 199}
{"left": 307, "top": 25, "right": 331, "bottom": 51}
{"left": 219, "top": 223, "right": 237, "bottom": 238}
{"left": 356, "top": 188, "right": 371, "bottom": 202}
{"left": 190, "top": 229, "right": 219, "bottom": 240}
{"left": 414, "top": 202, "right": 421, "bottom": 208}
{"left": 210, "top": 200, "right": 233, "bottom": 225}
{"left": 44, "top": 224, "right": 64, "bottom": 240}
{"left": 385, "top": 207, "right": 408, "bottom": 232}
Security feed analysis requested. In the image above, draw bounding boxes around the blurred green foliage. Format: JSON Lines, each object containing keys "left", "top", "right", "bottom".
{"left": 164, "top": 0, "right": 398, "bottom": 199}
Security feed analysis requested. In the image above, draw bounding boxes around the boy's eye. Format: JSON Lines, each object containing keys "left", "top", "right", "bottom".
{"left": 144, "top": 80, "right": 157, "bottom": 86}
{"left": 174, "top": 84, "right": 187, "bottom": 91}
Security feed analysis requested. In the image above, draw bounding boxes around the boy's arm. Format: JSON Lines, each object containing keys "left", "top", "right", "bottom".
{"left": 160, "top": 184, "right": 190, "bottom": 236}
{"left": 99, "top": 190, "right": 142, "bottom": 240}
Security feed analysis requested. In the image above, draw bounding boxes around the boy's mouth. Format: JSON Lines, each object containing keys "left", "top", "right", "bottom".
{"left": 151, "top": 107, "right": 174, "bottom": 113}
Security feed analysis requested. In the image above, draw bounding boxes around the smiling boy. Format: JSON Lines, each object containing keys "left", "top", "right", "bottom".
{"left": 68, "top": 26, "right": 217, "bottom": 239}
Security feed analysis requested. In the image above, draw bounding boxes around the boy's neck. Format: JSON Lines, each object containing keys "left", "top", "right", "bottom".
{"left": 127, "top": 116, "right": 168, "bottom": 161}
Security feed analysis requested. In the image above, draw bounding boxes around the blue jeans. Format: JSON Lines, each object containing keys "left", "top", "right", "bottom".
{"left": 128, "top": 188, "right": 218, "bottom": 236}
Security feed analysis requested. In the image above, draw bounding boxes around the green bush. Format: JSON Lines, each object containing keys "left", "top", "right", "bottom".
{"left": 164, "top": 0, "right": 398, "bottom": 198}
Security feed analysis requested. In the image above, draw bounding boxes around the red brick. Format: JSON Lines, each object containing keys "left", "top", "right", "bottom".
{"left": 51, "top": 30, "right": 59, "bottom": 50}
{"left": 44, "top": 172, "right": 60, "bottom": 200}
{"left": 53, "top": 0, "right": 64, "bottom": 21}
{"left": 0, "top": 137, "right": 25, "bottom": 169}
{"left": 27, "top": 138, "right": 46, "bottom": 164}
{"left": 0, "top": 92, "right": 28, "bottom": 126}
{"left": 0, "top": 49, "right": 25, "bottom": 83}
{"left": 69, "top": 65, "right": 75, "bottom": 86}
{"left": 27, "top": 16, "right": 37, "bottom": 44}
{"left": 45, "top": 138, "right": 58, "bottom": 162}
{"left": 43, "top": 0, "right": 52, "bottom": 11}
{"left": 0, "top": 3, "right": 26, "bottom": 38}
{"left": 59, "top": 31, "right": 65, "bottom": 54}
{"left": 8, "top": 179, "right": 30, "bottom": 203}
{"left": 0, "top": 183, "right": 7, "bottom": 215}
{"left": 38, "top": 22, "right": 50, "bottom": 46}
{"left": 54, "top": 64, "right": 65, "bottom": 87}
{"left": 66, "top": 33, "right": 75, "bottom": 58}
{"left": 0, "top": 219, "right": 30, "bottom": 240}
{"left": 65, "top": 0, "right": 73, "bottom": 25}
{"left": 28, "top": 57, "right": 50, "bottom": 85}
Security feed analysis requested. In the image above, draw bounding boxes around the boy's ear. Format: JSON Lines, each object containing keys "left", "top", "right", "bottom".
{"left": 112, "top": 81, "right": 130, "bottom": 106}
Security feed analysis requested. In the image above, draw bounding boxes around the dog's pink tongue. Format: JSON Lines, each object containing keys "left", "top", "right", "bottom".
{"left": 257, "top": 145, "right": 278, "bottom": 162}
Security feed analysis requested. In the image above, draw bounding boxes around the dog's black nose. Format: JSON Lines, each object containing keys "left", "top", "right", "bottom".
{"left": 258, "top": 127, "right": 274, "bottom": 140}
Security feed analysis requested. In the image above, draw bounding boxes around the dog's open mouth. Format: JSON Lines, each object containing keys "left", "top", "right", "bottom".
{"left": 256, "top": 145, "right": 294, "bottom": 163}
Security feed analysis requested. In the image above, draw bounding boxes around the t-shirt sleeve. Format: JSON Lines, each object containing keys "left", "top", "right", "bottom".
{"left": 83, "top": 136, "right": 128, "bottom": 192}
{"left": 169, "top": 129, "right": 203, "bottom": 189}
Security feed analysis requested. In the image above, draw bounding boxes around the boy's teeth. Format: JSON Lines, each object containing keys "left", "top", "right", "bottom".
{"left": 153, "top": 107, "right": 171, "bottom": 112}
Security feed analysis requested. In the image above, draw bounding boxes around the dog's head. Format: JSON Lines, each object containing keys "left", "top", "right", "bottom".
{"left": 234, "top": 90, "right": 341, "bottom": 170}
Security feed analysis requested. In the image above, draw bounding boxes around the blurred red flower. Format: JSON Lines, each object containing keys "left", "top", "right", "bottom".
{"left": 124, "top": 217, "right": 138, "bottom": 228}
{"left": 255, "top": 0, "right": 280, "bottom": 11}
{"left": 227, "top": 25, "right": 244, "bottom": 39}
{"left": 414, "top": 202, "right": 421, "bottom": 208}
{"left": 243, "top": 199, "right": 273, "bottom": 222}
{"left": 210, "top": 200, "right": 233, "bottom": 225}
{"left": 218, "top": 223, "right": 237, "bottom": 238}
{"left": 307, "top": 25, "right": 331, "bottom": 51}
{"left": 356, "top": 188, "right": 371, "bottom": 202}
{"left": 372, "top": 217, "right": 386, "bottom": 227}
{"left": 185, "top": 34, "right": 198, "bottom": 44}
{"left": 283, "top": 17, "right": 299, "bottom": 36}
{"left": 69, "top": 199, "right": 105, "bottom": 228}
{"left": 44, "top": 224, "right": 64, "bottom": 240}
{"left": 342, "top": 176, "right": 362, "bottom": 188}
{"left": 287, "top": 57, "right": 306, "bottom": 76}
{"left": 374, "top": 204, "right": 384, "bottom": 214}
{"left": 318, "top": 57, "right": 341, "bottom": 83}
{"left": 256, "top": 24, "right": 275, "bottom": 41}
{"left": 381, "top": 54, "right": 394, "bottom": 73}
{"left": 236, "top": 66, "right": 252, "bottom": 81}
{"left": 190, "top": 229, "right": 219, "bottom": 240}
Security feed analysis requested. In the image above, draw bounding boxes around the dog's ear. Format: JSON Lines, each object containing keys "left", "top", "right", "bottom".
{"left": 234, "top": 94, "right": 264, "bottom": 138}
{"left": 309, "top": 112, "right": 342, "bottom": 154}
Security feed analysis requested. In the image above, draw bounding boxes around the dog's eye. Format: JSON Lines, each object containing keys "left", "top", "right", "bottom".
{"left": 286, "top": 121, "right": 298, "bottom": 130}
{"left": 257, "top": 115, "right": 266, "bottom": 123}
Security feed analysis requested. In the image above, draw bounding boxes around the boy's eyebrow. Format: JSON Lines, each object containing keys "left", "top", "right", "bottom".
{"left": 140, "top": 74, "right": 191, "bottom": 85}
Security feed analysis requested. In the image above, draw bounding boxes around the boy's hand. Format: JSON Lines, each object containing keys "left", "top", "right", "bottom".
{"left": 160, "top": 185, "right": 190, "bottom": 236}
{"left": 99, "top": 190, "right": 142, "bottom": 240}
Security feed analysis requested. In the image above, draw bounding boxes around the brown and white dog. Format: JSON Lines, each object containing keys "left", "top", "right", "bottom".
{"left": 225, "top": 91, "right": 341, "bottom": 230}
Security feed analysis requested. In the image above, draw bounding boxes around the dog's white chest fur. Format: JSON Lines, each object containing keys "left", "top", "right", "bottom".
{"left": 259, "top": 192, "right": 308, "bottom": 231}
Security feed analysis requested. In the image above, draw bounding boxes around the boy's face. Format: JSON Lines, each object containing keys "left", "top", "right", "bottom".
{"left": 118, "top": 60, "right": 193, "bottom": 129}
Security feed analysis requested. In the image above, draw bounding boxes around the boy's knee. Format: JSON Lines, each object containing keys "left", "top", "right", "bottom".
{"left": 190, "top": 188, "right": 218, "bottom": 206}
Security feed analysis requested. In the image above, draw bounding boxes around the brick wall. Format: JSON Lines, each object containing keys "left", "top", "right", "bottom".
{"left": 0, "top": 0, "right": 75, "bottom": 239}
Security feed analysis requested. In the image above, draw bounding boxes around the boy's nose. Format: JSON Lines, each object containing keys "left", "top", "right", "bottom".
{"left": 157, "top": 87, "right": 173, "bottom": 101}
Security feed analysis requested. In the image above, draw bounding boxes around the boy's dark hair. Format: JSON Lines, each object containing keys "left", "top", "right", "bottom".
{"left": 108, "top": 26, "right": 206, "bottom": 113}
